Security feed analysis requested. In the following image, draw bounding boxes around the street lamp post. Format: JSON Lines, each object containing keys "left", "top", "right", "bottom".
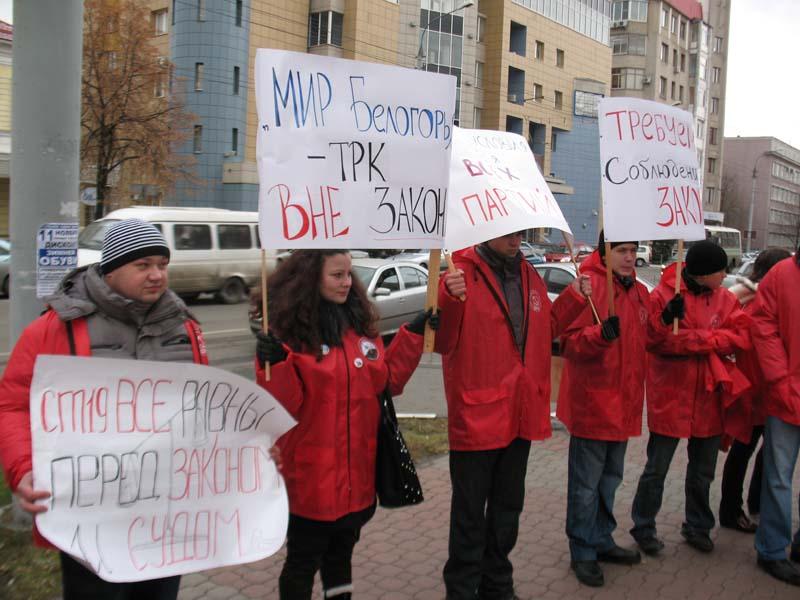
{"left": 747, "top": 150, "right": 778, "bottom": 253}
{"left": 416, "top": 2, "right": 473, "bottom": 69}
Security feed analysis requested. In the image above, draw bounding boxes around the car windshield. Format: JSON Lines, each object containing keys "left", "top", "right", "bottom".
{"left": 78, "top": 219, "right": 120, "bottom": 250}
{"left": 351, "top": 266, "right": 375, "bottom": 287}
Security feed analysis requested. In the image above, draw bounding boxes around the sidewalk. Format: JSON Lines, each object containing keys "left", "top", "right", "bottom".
{"left": 180, "top": 428, "right": 799, "bottom": 599}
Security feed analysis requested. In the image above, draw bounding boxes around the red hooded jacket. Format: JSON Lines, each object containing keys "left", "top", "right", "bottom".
{"left": 257, "top": 326, "right": 422, "bottom": 522}
{"left": 555, "top": 251, "right": 650, "bottom": 441}
{"left": 646, "top": 263, "right": 752, "bottom": 439}
{"left": 750, "top": 257, "right": 800, "bottom": 426}
{"left": 435, "top": 246, "right": 585, "bottom": 451}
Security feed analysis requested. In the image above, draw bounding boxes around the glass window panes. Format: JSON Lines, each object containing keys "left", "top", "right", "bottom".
{"left": 574, "top": 90, "right": 601, "bottom": 117}
{"left": 376, "top": 268, "right": 400, "bottom": 292}
{"left": 545, "top": 268, "right": 573, "bottom": 295}
{"left": 174, "top": 224, "right": 212, "bottom": 250}
{"left": 218, "top": 225, "right": 251, "bottom": 249}
{"left": 399, "top": 267, "right": 427, "bottom": 289}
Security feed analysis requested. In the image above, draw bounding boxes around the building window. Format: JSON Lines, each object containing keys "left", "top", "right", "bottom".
{"left": 707, "top": 157, "right": 716, "bottom": 174}
{"left": 670, "top": 81, "right": 676, "bottom": 100}
{"left": 533, "top": 83, "right": 543, "bottom": 102}
{"left": 680, "top": 20, "right": 687, "bottom": 41}
{"left": 673, "top": 49, "right": 678, "bottom": 68}
{"left": 709, "top": 127, "right": 718, "bottom": 145}
{"left": 575, "top": 90, "right": 602, "bottom": 118}
{"left": 711, "top": 97, "right": 719, "bottom": 114}
{"left": 193, "top": 125, "right": 202, "bottom": 153}
{"left": 711, "top": 66, "right": 721, "bottom": 83}
{"left": 152, "top": 9, "right": 168, "bottom": 35}
{"left": 197, "top": 0, "right": 205, "bottom": 21}
{"left": 659, "top": 76, "right": 667, "bottom": 98}
{"left": 671, "top": 14, "right": 677, "bottom": 35}
{"left": 535, "top": 40, "right": 544, "bottom": 60}
{"left": 477, "top": 14, "right": 486, "bottom": 42}
{"left": 679, "top": 85, "right": 684, "bottom": 102}
{"left": 509, "top": 21, "right": 526, "bottom": 56}
{"left": 154, "top": 74, "right": 166, "bottom": 98}
{"left": 612, "top": 34, "right": 646, "bottom": 55}
{"left": 194, "top": 62, "right": 203, "bottom": 91}
{"left": 661, "top": 43, "right": 669, "bottom": 63}
{"left": 508, "top": 66, "right": 525, "bottom": 104}
{"left": 705, "top": 187, "right": 717, "bottom": 206}
{"left": 612, "top": 1, "right": 648, "bottom": 22}
{"left": 233, "top": 66, "right": 240, "bottom": 95}
{"left": 473, "top": 106, "right": 482, "bottom": 128}
{"left": 236, "top": 0, "right": 243, "bottom": 27}
{"left": 697, "top": 119, "right": 705, "bottom": 138}
{"left": 713, "top": 36, "right": 723, "bottom": 53}
{"left": 475, "top": 61, "right": 484, "bottom": 88}
{"left": 551, "top": 130, "right": 558, "bottom": 152}
{"left": 680, "top": 53, "right": 686, "bottom": 71}
{"left": 554, "top": 90, "right": 563, "bottom": 109}
{"left": 308, "top": 11, "right": 344, "bottom": 47}
{"left": 556, "top": 48, "right": 564, "bottom": 68}
{"left": 661, "top": 6, "right": 669, "bottom": 28}
{"left": 231, "top": 128, "right": 239, "bottom": 154}
{"left": 611, "top": 67, "right": 645, "bottom": 90}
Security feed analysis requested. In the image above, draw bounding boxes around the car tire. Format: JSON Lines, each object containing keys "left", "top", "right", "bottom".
{"left": 2, "top": 275, "right": 7, "bottom": 297}
{"left": 216, "top": 277, "right": 246, "bottom": 304}
{"left": 635, "top": 258, "right": 645, "bottom": 267}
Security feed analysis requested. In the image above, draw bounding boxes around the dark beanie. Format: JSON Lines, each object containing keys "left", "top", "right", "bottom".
{"left": 100, "top": 218, "right": 170, "bottom": 274}
{"left": 685, "top": 240, "right": 727, "bottom": 276}
{"left": 598, "top": 230, "right": 637, "bottom": 257}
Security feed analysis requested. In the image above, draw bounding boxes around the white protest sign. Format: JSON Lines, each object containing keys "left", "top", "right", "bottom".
{"left": 598, "top": 97, "right": 705, "bottom": 242}
{"left": 31, "top": 355, "right": 296, "bottom": 583}
{"left": 37, "top": 223, "right": 78, "bottom": 298}
{"left": 255, "top": 49, "right": 456, "bottom": 249}
{"left": 445, "top": 128, "right": 571, "bottom": 252}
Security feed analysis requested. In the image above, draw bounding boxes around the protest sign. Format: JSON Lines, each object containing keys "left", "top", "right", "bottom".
{"left": 598, "top": 97, "right": 705, "bottom": 242}
{"left": 255, "top": 49, "right": 456, "bottom": 249}
{"left": 445, "top": 128, "right": 571, "bottom": 252}
{"left": 31, "top": 355, "right": 296, "bottom": 582}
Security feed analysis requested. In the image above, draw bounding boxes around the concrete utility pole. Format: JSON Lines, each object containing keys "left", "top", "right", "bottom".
{"left": 10, "top": 0, "right": 83, "bottom": 347}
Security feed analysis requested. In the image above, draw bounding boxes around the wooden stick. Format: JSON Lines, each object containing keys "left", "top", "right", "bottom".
{"left": 561, "top": 232, "right": 601, "bottom": 324}
{"left": 673, "top": 239, "right": 684, "bottom": 335}
{"left": 445, "top": 252, "right": 465, "bottom": 302}
{"left": 423, "top": 250, "right": 442, "bottom": 353}
{"left": 604, "top": 241, "right": 615, "bottom": 316}
{"left": 260, "top": 249, "right": 270, "bottom": 381}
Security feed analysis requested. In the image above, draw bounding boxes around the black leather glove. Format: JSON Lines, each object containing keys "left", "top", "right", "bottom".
{"left": 407, "top": 309, "right": 439, "bottom": 335}
{"left": 661, "top": 294, "right": 686, "bottom": 325}
{"left": 256, "top": 331, "right": 288, "bottom": 367}
{"left": 600, "top": 315, "right": 621, "bottom": 342}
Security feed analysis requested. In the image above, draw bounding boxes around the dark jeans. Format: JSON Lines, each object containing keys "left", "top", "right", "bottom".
{"left": 443, "top": 438, "right": 531, "bottom": 600}
{"left": 720, "top": 425, "right": 764, "bottom": 521}
{"left": 630, "top": 432, "right": 721, "bottom": 540}
{"left": 566, "top": 436, "right": 628, "bottom": 561}
{"left": 60, "top": 553, "right": 180, "bottom": 600}
{"left": 279, "top": 507, "right": 375, "bottom": 599}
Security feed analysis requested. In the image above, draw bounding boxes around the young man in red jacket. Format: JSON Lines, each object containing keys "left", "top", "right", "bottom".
{"left": 752, "top": 249, "right": 800, "bottom": 586}
{"left": 630, "top": 240, "right": 751, "bottom": 556}
{"left": 436, "top": 231, "right": 589, "bottom": 600}
{"left": 553, "top": 235, "right": 649, "bottom": 587}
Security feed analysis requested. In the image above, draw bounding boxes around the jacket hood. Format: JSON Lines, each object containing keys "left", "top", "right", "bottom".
{"left": 657, "top": 262, "right": 688, "bottom": 293}
{"left": 580, "top": 250, "right": 606, "bottom": 277}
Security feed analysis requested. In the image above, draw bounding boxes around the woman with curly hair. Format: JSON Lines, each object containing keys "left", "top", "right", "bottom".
{"left": 254, "top": 249, "right": 436, "bottom": 600}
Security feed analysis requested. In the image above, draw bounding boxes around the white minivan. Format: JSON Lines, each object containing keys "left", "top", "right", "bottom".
{"left": 78, "top": 206, "right": 276, "bottom": 303}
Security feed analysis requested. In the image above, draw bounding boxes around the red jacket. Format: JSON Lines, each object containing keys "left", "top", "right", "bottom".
{"left": 435, "top": 247, "right": 584, "bottom": 451}
{"left": 751, "top": 257, "right": 800, "bottom": 426}
{"left": 555, "top": 251, "right": 649, "bottom": 441}
{"left": 646, "top": 263, "right": 752, "bottom": 439}
{"left": 257, "top": 326, "right": 422, "bottom": 522}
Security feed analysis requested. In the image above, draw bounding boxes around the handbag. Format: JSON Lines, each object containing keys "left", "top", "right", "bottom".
{"left": 375, "top": 387, "right": 424, "bottom": 508}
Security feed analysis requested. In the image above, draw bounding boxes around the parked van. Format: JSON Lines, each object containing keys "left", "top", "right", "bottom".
{"left": 78, "top": 206, "right": 276, "bottom": 303}
{"left": 636, "top": 244, "right": 651, "bottom": 267}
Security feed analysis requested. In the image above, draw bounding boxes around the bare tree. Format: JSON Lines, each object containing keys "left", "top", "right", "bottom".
{"left": 81, "top": 0, "right": 196, "bottom": 220}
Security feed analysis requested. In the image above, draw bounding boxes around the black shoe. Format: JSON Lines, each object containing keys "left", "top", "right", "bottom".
{"left": 570, "top": 560, "right": 604, "bottom": 587}
{"left": 681, "top": 530, "right": 714, "bottom": 553}
{"left": 757, "top": 557, "right": 800, "bottom": 586}
{"left": 633, "top": 535, "right": 665, "bottom": 556}
{"left": 790, "top": 546, "right": 800, "bottom": 563}
{"left": 597, "top": 545, "right": 642, "bottom": 565}
{"left": 719, "top": 512, "right": 758, "bottom": 533}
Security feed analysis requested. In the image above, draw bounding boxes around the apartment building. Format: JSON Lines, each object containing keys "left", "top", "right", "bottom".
{"left": 722, "top": 137, "right": 800, "bottom": 253}
{"left": 0, "top": 21, "right": 11, "bottom": 236}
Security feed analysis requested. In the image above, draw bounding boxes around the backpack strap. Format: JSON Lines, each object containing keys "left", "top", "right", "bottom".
{"left": 185, "top": 319, "right": 208, "bottom": 365}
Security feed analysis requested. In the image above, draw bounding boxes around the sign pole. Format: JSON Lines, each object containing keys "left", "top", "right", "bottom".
{"left": 261, "top": 249, "right": 270, "bottom": 381}
{"left": 423, "top": 250, "right": 442, "bottom": 353}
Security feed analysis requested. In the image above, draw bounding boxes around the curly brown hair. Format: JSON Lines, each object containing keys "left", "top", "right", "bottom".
{"left": 252, "top": 250, "right": 379, "bottom": 357}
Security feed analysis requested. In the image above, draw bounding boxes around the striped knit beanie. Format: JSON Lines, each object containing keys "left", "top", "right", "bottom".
{"left": 100, "top": 218, "right": 170, "bottom": 274}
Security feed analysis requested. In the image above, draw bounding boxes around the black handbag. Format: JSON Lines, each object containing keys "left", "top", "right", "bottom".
{"left": 375, "top": 388, "right": 424, "bottom": 508}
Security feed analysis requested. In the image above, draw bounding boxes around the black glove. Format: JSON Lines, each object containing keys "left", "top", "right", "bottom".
{"left": 407, "top": 309, "right": 439, "bottom": 335}
{"left": 256, "top": 331, "right": 288, "bottom": 367}
{"left": 661, "top": 294, "right": 686, "bottom": 325}
{"left": 600, "top": 315, "right": 621, "bottom": 342}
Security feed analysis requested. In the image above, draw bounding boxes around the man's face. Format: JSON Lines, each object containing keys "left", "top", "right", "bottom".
{"left": 487, "top": 231, "right": 524, "bottom": 258}
{"left": 104, "top": 256, "right": 169, "bottom": 304}
{"left": 692, "top": 270, "right": 726, "bottom": 290}
{"left": 608, "top": 243, "right": 637, "bottom": 277}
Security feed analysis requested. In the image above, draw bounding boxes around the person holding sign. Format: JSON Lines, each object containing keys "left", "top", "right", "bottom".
{"left": 552, "top": 234, "right": 649, "bottom": 587}
{"left": 0, "top": 219, "right": 207, "bottom": 599}
{"left": 435, "top": 232, "right": 590, "bottom": 600}
{"left": 630, "top": 240, "right": 751, "bottom": 556}
{"left": 254, "top": 250, "right": 436, "bottom": 600}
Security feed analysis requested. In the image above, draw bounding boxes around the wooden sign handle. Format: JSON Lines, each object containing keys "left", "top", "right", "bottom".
{"left": 423, "top": 250, "right": 442, "bottom": 353}
{"left": 561, "top": 232, "right": 601, "bottom": 324}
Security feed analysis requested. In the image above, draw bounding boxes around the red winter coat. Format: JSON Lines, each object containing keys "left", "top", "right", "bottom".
{"left": 434, "top": 247, "right": 585, "bottom": 451}
{"left": 646, "top": 263, "right": 752, "bottom": 439}
{"left": 751, "top": 257, "right": 800, "bottom": 426}
{"left": 554, "top": 251, "right": 649, "bottom": 441}
{"left": 257, "top": 326, "right": 422, "bottom": 522}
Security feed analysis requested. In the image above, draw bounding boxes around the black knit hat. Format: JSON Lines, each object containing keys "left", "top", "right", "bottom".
{"left": 100, "top": 218, "right": 170, "bottom": 274}
{"left": 685, "top": 240, "right": 727, "bottom": 276}
{"left": 597, "top": 230, "right": 638, "bottom": 257}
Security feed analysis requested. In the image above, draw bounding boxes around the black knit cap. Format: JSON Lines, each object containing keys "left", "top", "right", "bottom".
{"left": 597, "top": 230, "right": 638, "bottom": 257}
{"left": 685, "top": 240, "right": 728, "bottom": 276}
{"left": 100, "top": 218, "right": 170, "bottom": 274}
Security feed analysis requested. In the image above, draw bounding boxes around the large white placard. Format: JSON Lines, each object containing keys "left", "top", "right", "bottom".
{"left": 445, "top": 128, "right": 571, "bottom": 252}
{"left": 255, "top": 49, "right": 456, "bottom": 249}
{"left": 31, "top": 355, "right": 296, "bottom": 582}
{"left": 599, "top": 97, "right": 705, "bottom": 242}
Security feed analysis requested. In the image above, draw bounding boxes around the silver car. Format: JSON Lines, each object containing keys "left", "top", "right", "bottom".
{"left": 386, "top": 250, "right": 447, "bottom": 272}
{"left": 533, "top": 262, "right": 654, "bottom": 302}
{"left": 0, "top": 239, "right": 9, "bottom": 297}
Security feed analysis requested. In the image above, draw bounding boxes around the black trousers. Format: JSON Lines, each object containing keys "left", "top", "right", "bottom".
{"left": 279, "top": 506, "right": 375, "bottom": 600}
{"left": 444, "top": 438, "right": 531, "bottom": 600}
{"left": 60, "top": 553, "right": 180, "bottom": 600}
{"left": 720, "top": 425, "right": 764, "bottom": 520}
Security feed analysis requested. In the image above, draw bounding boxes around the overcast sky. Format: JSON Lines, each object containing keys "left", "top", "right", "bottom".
{"left": 0, "top": 0, "right": 797, "bottom": 149}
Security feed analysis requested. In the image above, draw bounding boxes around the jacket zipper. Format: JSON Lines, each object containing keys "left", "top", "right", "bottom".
{"left": 342, "top": 343, "right": 352, "bottom": 504}
{"left": 474, "top": 267, "right": 527, "bottom": 362}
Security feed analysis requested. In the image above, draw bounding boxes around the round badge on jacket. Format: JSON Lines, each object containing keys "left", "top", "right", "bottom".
{"left": 529, "top": 291, "right": 542, "bottom": 313}
{"left": 359, "top": 338, "right": 380, "bottom": 361}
